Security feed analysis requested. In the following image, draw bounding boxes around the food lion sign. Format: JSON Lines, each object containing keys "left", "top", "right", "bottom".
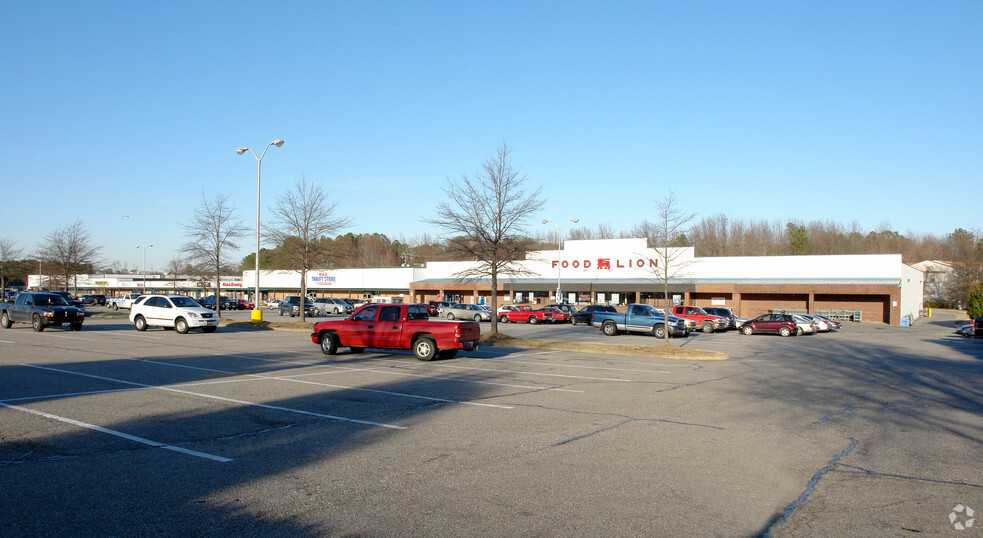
{"left": 309, "top": 272, "right": 337, "bottom": 287}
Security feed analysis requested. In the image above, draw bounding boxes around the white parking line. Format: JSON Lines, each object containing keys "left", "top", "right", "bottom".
{"left": 242, "top": 353, "right": 584, "bottom": 392}
{"left": 136, "top": 358, "right": 513, "bottom": 409}
{"left": 42, "top": 334, "right": 97, "bottom": 341}
{"left": 22, "top": 363, "right": 405, "bottom": 430}
{"left": 0, "top": 339, "right": 14, "bottom": 344}
{"left": 0, "top": 401, "right": 232, "bottom": 463}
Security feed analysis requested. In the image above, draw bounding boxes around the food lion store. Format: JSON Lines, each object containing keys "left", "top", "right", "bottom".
{"left": 409, "top": 238, "right": 925, "bottom": 326}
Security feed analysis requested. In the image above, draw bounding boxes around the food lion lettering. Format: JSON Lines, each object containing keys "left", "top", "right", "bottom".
{"left": 551, "top": 258, "right": 658, "bottom": 270}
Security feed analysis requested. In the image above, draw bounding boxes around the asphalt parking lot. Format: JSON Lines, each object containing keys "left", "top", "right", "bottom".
{"left": 1, "top": 309, "right": 981, "bottom": 536}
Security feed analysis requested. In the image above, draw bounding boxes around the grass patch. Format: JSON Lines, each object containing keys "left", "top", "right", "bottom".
{"left": 479, "top": 332, "right": 727, "bottom": 361}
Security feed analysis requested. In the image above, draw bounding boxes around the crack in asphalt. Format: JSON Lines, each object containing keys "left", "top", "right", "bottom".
{"left": 651, "top": 371, "right": 751, "bottom": 393}
{"left": 763, "top": 437, "right": 858, "bottom": 537}
{"left": 832, "top": 464, "right": 983, "bottom": 488}
{"left": 785, "top": 399, "right": 930, "bottom": 423}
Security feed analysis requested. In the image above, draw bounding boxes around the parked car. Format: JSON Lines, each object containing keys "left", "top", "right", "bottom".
{"left": 570, "top": 305, "right": 618, "bottom": 326}
{"left": 798, "top": 314, "right": 830, "bottom": 332}
{"left": 741, "top": 314, "right": 798, "bottom": 336}
{"left": 812, "top": 314, "right": 841, "bottom": 331}
{"left": 49, "top": 291, "right": 85, "bottom": 310}
{"left": 670, "top": 305, "right": 729, "bottom": 333}
{"left": 703, "top": 307, "right": 738, "bottom": 330}
{"left": 313, "top": 297, "right": 354, "bottom": 315}
{"left": 81, "top": 294, "right": 107, "bottom": 306}
{"left": 279, "top": 295, "right": 316, "bottom": 317}
{"left": 792, "top": 315, "right": 818, "bottom": 335}
{"left": 129, "top": 295, "right": 218, "bottom": 334}
{"left": 592, "top": 303, "right": 689, "bottom": 339}
{"left": 266, "top": 299, "right": 281, "bottom": 309}
{"left": 970, "top": 317, "right": 983, "bottom": 337}
{"left": 546, "top": 304, "right": 579, "bottom": 316}
{"left": 497, "top": 304, "right": 519, "bottom": 316}
{"left": 1, "top": 291, "right": 85, "bottom": 332}
{"left": 541, "top": 306, "right": 570, "bottom": 323}
{"left": 234, "top": 299, "right": 255, "bottom": 310}
{"left": 428, "top": 301, "right": 454, "bottom": 314}
{"left": 956, "top": 323, "right": 973, "bottom": 337}
{"left": 199, "top": 295, "right": 236, "bottom": 310}
{"left": 311, "top": 303, "right": 480, "bottom": 360}
{"left": 442, "top": 303, "right": 492, "bottom": 321}
{"left": 498, "top": 305, "right": 556, "bottom": 324}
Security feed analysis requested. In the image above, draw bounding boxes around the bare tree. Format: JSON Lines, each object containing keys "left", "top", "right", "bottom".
{"left": 650, "top": 191, "right": 696, "bottom": 345}
{"left": 0, "top": 236, "right": 25, "bottom": 295}
{"left": 181, "top": 192, "right": 246, "bottom": 320}
{"left": 265, "top": 177, "right": 352, "bottom": 322}
{"left": 165, "top": 257, "right": 186, "bottom": 293}
{"left": 37, "top": 221, "right": 102, "bottom": 295}
{"left": 425, "top": 142, "right": 545, "bottom": 334}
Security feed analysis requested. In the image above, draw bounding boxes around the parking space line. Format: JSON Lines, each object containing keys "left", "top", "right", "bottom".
{"left": 0, "top": 339, "right": 14, "bottom": 344}
{"left": 42, "top": 334, "right": 97, "bottom": 341}
{"left": 0, "top": 401, "right": 232, "bottom": 463}
{"left": 243, "top": 353, "right": 584, "bottom": 393}
{"left": 137, "top": 359, "right": 513, "bottom": 409}
{"left": 22, "top": 363, "right": 406, "bottom": 430}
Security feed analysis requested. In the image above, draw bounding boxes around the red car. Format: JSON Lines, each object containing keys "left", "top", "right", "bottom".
{"left": 235, "top": 299, "right": 255, "bottom": 310}
{"left": 498, "top": 305, "right": 556, "bottom": 324}
{"left": 541, "top": 306, "right": 570, "bottom": 323}
{"left": 741, "top": 314, "right": 798, "bottom": 337}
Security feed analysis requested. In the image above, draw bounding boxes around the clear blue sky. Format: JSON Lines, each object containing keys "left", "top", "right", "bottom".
{"left": 2, "top": 1, "right": 980, "bottom": 271}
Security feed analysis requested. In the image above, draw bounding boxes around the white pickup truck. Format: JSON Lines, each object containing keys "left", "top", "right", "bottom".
{"left": 108, "top": 293, "right": 145, "bottom": 311}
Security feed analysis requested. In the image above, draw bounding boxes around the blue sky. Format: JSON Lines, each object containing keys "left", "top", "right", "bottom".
{"left": 2, "top": 1, "right": 980, "bottom": 271}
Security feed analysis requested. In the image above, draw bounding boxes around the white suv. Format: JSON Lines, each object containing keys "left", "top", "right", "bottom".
{"left": 129, "top": 295, "right": 219, "bottom": 334}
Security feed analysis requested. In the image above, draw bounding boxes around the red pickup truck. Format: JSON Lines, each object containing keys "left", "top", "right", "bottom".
{"left": 670, "top": 305, "right": 729, "bottom": 333}
{"left": 498, "top": 305, "right": 556, "bottom": 324}
{"left": 310, "top": 303, "right": 480, "bottom": 361}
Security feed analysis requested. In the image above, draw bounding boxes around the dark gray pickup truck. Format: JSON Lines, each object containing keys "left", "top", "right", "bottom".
{"left": 1, "top": 291, "right": 85, "bottom": 332}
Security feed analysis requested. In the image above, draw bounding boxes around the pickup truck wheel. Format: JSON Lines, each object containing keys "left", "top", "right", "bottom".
{"left": 779, "top": 326, "right": 792, "bottom": 337}
{"left": 447, "top": 313, "right": 455, "bottom": 320}
{"left": 279, "top": 310, "right": 283, "bottom": 316}
{"left": 113, "top": 304, "right": 119, "bottom": 311}
{"left": 499, "top": 315, "right": 509, "bottom": 323}
{"left": 653, "top": 324, "right": 666, "bottom": 339}
{"left": 70, "top": 322, "right": 82, "bottom": 331}
{"left": 32, "top": 314, "right": 44, "bottom": 332}
{"left": 413, "top": 337, "right": 437, "bottom": 361}
{"left": 529, "top": 316, "right": 538, "bottom": 324}
{"left": 134, "top": 315, "right": 148, "bottom": 331}
{"left": 0, "top": 312, "right": 11, "bottom": 329}
{"left": 742, "top": 326, "right": 754, "bottom": 335}
{"left": 602, "top": 321, "right": 618, "bottom": 336}
{"left": 319, "top": 332, "right": 339, "bottom": 355}
{"left": 438, "top": 349, "right": 458, "bottom": 360}
{"left": 701, "top": 322, "right": 715, "bottom": 333}
{"left": 175, "top": 318, "right": 189, "bottom": 334}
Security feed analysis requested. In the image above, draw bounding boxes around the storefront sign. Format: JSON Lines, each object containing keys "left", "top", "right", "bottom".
{"left": 310, "top": 272, "right": 336, "bottom": 286}
{"left": 551, "top": 257, "right": 658, "bottom": 270}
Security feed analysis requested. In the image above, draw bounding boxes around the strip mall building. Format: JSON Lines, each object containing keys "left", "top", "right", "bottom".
{"left": 36, "top": 238, "right": 924, "bottom": 325}
{"left": 255, "top": 238, "right": 924, "bottom": 325}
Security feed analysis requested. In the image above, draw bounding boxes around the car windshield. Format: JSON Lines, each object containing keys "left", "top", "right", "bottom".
{"left": 35, "top": 294, "right": 70, "bottom": 306}
{"left": 171, "top": 297, "right": 200, "bottom": 308}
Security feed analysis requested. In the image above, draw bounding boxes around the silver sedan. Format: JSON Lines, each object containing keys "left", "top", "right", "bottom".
{"left": 442, "top": 303, "right": 492, "bottom": 321}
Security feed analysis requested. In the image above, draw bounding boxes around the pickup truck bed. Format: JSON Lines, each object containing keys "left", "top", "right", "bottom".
{"left": 593, "top": 304, "right": 689, "bottom": 339}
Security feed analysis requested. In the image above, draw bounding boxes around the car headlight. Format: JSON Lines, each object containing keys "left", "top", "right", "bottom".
{"left": 188, "top": 312, "right": 200, "bottom": 318}
{"left": 42, "top": 310, "right": 55, "bottom": 318}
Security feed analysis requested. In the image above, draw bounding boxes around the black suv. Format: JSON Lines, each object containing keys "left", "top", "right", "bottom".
{"left": 278, "top": 295, "right": 317, "bottom": 317}
{"left": 570, "top": 305, "right": 617, "bottom": 326}
{"left": 1, "top": 291, "right": 85, "bottom": 332}
{"left": 703, "top": 307, "right": 737, "bottom": 330}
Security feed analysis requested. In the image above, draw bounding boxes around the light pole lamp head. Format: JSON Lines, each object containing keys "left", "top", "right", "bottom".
{"left": 236, "top": 147, "right": 249, "bottom": 155}
{"left": 542, "top": 219, "right": 550, "bottom": 224}
{"left": 570, "top": 218, "right": 579, "bottom": 224}
{"left": 271, "top": 139, "right": 284, "bottom": 147}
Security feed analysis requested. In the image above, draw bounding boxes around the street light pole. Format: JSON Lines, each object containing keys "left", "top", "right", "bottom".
{"left": 542, "top": 218, "right": 579, "bottom": 303}
{"left": 237, "top": 139, "right": 284, "bottom": 322}
{"left": 136, "top": 244, "right": 153, "bottom": 291}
